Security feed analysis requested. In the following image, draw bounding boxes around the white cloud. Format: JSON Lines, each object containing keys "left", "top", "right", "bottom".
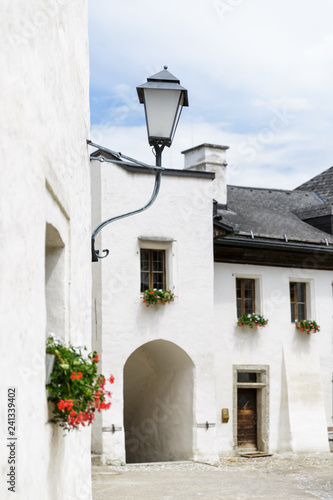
{"left": 90, "top": 114, "right": 332, "bottom": 192}
{"left": 88, "top": 0, "right": 333, "bottom": 189}
{"left": 305, "top": 34, "right": 333, "bottom": 61}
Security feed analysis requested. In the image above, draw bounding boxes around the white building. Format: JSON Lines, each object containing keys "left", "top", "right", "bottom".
{"left": 1, "top": 1, "right": 92, "bottom": 499}
{"left": 91, "top": 143, "right": 333, "bottom": 464}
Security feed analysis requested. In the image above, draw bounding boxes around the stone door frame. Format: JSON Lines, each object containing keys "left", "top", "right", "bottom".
{"left": 233, "top": 365, "right": 270, "bottom": 453}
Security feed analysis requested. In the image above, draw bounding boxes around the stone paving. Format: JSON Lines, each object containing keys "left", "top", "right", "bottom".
{"left": 92, "top": 453, "right": 333, "bottom": 500}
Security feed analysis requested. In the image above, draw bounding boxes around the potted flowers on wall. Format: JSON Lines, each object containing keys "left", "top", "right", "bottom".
{"left": 142, "top": 288, "right": 175, "bottom": 307}
{"left": 237, "top": 313, "right": 269, "bottom": 329}
{"left": 295, "top": 320, "right": 320, "bottom": 334}
{"left": 46, "top": 334, "right": 114, "bottom": 432}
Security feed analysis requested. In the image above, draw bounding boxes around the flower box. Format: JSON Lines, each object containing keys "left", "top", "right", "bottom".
{"left": 295, "top": 320, "right": 320, "bottom": 334}
{"left": 46, "top": 334, "right": 114, "bottom": 432}
{"left": 142, "top": 288, "right": 175, "bottom": 307}
{"left": 237, "top": 313, "right": 268, "bottom": 329}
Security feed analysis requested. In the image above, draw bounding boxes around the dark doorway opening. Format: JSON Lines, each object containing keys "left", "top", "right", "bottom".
{"left": 124, "top": 340, "right": 194, "bottom": 463}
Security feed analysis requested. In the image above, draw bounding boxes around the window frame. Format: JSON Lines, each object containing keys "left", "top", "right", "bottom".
{"left": 138, "top": 238, "right": 175, "bottom": 294}
{"left": 290, "top": 281, "right": 307, "bottom": 322}
{"left": 236, "top": 278, "right": 256, "bottom": 317}
{"left": 140, "top": 249, "right": 166, "bottom": 292}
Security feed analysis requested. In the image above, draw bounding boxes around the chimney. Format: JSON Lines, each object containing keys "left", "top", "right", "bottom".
{"left": 181, "top": 143, "right": 229, "bottom": 204}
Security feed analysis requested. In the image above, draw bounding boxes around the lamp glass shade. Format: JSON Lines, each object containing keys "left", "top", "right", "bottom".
{"left": 143, "top": 88, "right": 183, "bottom": 146}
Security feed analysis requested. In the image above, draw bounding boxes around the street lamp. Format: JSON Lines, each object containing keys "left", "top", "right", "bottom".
{"left": 89, "top": 67, "right": 188, "bottom": 262}
{"left": 137, "top": 66, "right": 189, "bottom": 166}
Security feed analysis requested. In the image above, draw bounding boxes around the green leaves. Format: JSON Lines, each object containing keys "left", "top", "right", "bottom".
{"left": 46, "top": 336, "right": 111, "bottom": 432}
{"left": 237, "top": 313, "right": 268, "bottom": 328}
{"left": 142, "top": 288, "right": 175, "bottom": 306}
{"left": 297, "top": 319, "right": 320, "bottom": 334}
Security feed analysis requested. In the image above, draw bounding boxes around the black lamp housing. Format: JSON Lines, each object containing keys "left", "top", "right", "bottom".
{"left": 137, "top": 66, "right": 189, "bottom": 148}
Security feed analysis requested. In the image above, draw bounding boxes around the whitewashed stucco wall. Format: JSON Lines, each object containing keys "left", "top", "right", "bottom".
{"left": 1, "top": 1, "right": 91, "bottom": 499}
{"left": 91, "top": 161, "right": 218, "bottom": 464}
{"left": 214, "top": 262, "right": 332, "bottom": 455}
{"left": 92, "top": 156, "right": 333, "bottom": 462}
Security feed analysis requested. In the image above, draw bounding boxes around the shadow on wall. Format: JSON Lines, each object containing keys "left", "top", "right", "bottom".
{"left": 124, "top": 339, "right": 195, "bottom": 463}
{"left": 45, "top": 223, "right": 65, "bottom": 338}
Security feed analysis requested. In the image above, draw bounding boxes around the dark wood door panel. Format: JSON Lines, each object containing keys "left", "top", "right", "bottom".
{"left": 237, "top": 388, "right": 257, "bottom": 448}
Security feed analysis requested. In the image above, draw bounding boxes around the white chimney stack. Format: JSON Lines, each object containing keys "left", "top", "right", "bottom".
{"left": 181, "top": 143, "right": 229, "bottom": 204}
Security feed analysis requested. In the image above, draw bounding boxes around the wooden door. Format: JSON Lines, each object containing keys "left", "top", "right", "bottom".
{"left": 237, "top": 388, "right": 257, "bottom": 449}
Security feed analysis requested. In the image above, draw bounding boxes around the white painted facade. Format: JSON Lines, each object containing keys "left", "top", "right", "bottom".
{"left": 214, "top": 263, "right": 331, "bottom": 454}
{"left": 91, "top": 158, "right": 218, "bottom": 464}
{"left": 92, "top": 144, "right": 332, "bottom": 464}
{"left": 1, "top": 1, "right": 92, "bottom": 499}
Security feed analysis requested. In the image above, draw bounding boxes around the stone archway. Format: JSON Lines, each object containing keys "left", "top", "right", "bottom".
{"left": 124, "top": 340, "right": 195, "bottom": 463}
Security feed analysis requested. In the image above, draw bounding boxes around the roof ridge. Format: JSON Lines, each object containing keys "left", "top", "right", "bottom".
{"left": 295, "top": 165, "right": 333, "bottom": 190}
{"left": 227, "top": 185, "right": 311, "bottom": 194}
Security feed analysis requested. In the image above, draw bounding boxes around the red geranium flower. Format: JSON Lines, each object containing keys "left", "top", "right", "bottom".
{"left": 99, "top": 376, "right": 106, "bottom": 388}
{"left": 109, "top": 375, "right": 115, "bottom": 384}
{"left": 57, "top": 399, "right": 65, "bottom": 411}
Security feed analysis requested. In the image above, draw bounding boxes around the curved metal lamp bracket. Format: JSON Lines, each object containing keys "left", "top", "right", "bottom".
{"left": 88, "top": 140, "right": 165, "bottom": 262}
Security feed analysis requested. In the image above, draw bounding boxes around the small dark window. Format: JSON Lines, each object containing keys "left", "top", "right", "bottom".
{"left": 236, "top": 278, "right": 255, "bottom": 317}
{"left": 290, "top": 282, "right": 306, "bottom": 322}
{"left": 140, "top": 249, "right": 166, "bottom": 292}
{"left": 237, "top": 372, "right": 257, "bottom": 383}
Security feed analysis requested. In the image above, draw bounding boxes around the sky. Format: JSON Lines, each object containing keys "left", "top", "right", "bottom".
{"left": 88, "top": 0, "right": 333, "bottom": 190}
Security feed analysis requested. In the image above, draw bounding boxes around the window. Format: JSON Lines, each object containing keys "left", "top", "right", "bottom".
{"left": 140, "top": 249, "right": 166, "bottom": 292}
{"left": 237, "top": 372, "right": 257, "bottom": 383}
{"left": 236, "top": 278, "right": 255, "bottom": 317}
{"left": 290, "top": 282, "right": 306, "bottom": 322}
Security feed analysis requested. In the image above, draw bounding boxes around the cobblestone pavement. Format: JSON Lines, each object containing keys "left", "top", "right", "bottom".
{"left": 92, "top": 453, "right": 333, "bottom": 500}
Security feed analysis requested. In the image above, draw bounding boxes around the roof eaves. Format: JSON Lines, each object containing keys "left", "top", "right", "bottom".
{"left": 213, "top": 219, "right": 234, "bottom": 233}
{"left": 215, "top": 235, "right": 333, "bottom": 253}
{"left": 90, "top": 149, "right": 215, "bottom": 179}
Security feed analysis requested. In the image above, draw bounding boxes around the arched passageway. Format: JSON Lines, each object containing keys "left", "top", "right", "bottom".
{"left": 124, "top": 340, "right": 194, "bottom": 463}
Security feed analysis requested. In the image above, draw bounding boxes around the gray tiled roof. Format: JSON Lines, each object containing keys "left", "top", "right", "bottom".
{"left": 296, "top": 166, "right": 333, "bottom": 202}
{"left": 217, "top": 185, "right": 333, "bottom": 245}
{"left": 294, "top": 203, "right": 333, "bottom": 220}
